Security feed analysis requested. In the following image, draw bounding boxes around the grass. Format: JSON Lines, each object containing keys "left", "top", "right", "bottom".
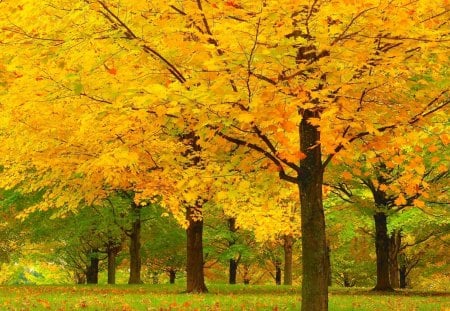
{"left": 0, "top": 284, "right": 448, "bottom": 310}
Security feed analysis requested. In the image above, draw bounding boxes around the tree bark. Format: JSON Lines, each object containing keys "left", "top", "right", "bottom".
{"left": 186, "top": 204, "right": 208, "bottom": 293}
{"left": 299, "top": 109, "right": 328, "bottom": 311}
{"left": 389, "top": 230, "right": 401, "bottom": 288}
{"left": 169, "top": 269, "right": 176, "bottom": 284}
{"left": 228, "top": 217, "right": 238, "bottom": 284}
{"left": 275, "top": 260, "right": 282, "bottom": 285}
{"left": 128, "top": 202, "right": 142, "bottom": 284}
{"left": 283, "top": 235, "right": 293, "bottom": 285}
{"left": 86, "top": 248, "right": 99, "bottom": 284}
{"left": 373, "top": 212, "right": 393, "bottom": 291}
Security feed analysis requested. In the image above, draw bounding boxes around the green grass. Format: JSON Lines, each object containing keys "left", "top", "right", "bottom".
{"left": 0, "top": 284, "right": 448, "bottom": 310}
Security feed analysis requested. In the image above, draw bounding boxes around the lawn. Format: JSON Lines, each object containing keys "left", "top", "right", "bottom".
{"left": 0, "top": 284, "right": 448, "bottom": 310}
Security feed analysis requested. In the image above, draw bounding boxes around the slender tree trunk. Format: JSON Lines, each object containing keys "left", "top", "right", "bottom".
{"left": 107, "top": 247, "right": 116, "bottom": 285}
{"left": 299, "top": 109, "right": 328, "bottom": 311}
{"left": 128, "top": 202, "right": 142, "bottom": 284}
{"left": 229, "top": 259, "right": 238, "bottom": 284}
{"left": 389, "top": 230, "right": 401, "bottom": 288}
{"left": 399, "top": 265, "right": 407, "bottom": 288}
{"left": 169, "top": 269, "right": 176, "bottom": 284}
{"left": 373, "top": 212, "right": 393, "bottom": 291}
{"left": 275, "top": 260, "right": 282, "bottom": 285}
{"left": 186, "top": 204, "right": 208, "bottom": 293}
{"left": 243, "top": 264, "right": 250, "bottom": 285}
{"left": 86, "top": 249, "right": 99, "bottom": 284}
{"left": 283, "top": 235, "right": 293, "bottom": 285}
{"left": 228, "top": 217, "right": 238, "bottom": 284}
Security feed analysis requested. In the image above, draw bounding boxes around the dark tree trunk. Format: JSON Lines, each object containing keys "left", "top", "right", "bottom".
{"left": 229, "top": 259, "right": 238, "bottom": 285}
{"left": 86, "top": 249, "right": 99, "bottom": 284}
{"left": 128, "top": 202, "right": 142, "bottom": 284}
{"left": 299, "top": 109, "right": 328, "bottom": 311}
{"left": 186, "top": 204, "right": 208, "bottom": 293}
{"left": 373, "top": 212, "right": 393, "bottom": 291}
{"left": 107, "top": 250, "right": 116, "bottom": 284}
{"left": 283, "top": 235, "right": 293, "bottom": 285}
{"left": 275, "top": 260, "right": 282, "bottom": 285}
{"left": 228, "top": 218, "right": 238, "bottom": 284}
{"left": 399, "top": 265, "right": 407, "bottom": 288}
{"left": 169, "top": 269, "right": 176, "bottom": 284}
{"left": 106, "top": 242, "right": 120, "bottom": 285}
{"left": 389, "top": 230, "right": 401, "bottom": 288}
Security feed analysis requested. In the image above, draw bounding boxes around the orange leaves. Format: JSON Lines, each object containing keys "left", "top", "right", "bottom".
{"left": 394, "top": 194, "right": 407, "bottom": 206}
{"left": 107, "top": 67, "right": 117, "bottom": 75}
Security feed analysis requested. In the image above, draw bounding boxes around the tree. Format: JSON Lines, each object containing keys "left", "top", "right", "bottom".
{"left": 1, "top": 1, "right": 448, "bottom": 309}
{"left": 328, "top": 124, "right": 448, "bottom": 290}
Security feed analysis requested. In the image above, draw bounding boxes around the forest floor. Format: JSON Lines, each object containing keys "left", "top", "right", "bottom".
{"left": 0, "top": 284, "right": 448, "bottom": 310}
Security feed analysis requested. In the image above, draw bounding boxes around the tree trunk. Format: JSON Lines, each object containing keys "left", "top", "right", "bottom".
{"left": 86, "top": 249, "right": 99, "bottom": 284}
{"left": 275, "top": 260, "right": 282, "bottom": 285}
{"left": 229, "top": 259, "right": 238, "bottom": 284}
{"left": 186, "top": 204, "right": 208, "bottom": 293}
{"left": 389, "top": 230, "right": 401, "bottom": 288}
{"left": 373, "top": 212, "right": 393, "bottom": 291}
{"left": 169, "top": 269, "right": 176, "bottom": 284}
{"left": 299, "top": 109, "right": 328, "bottom": 311}
{"left": 283, "top": 235, "right": 293, "bottom": 285}
{"left": 128, "top": 202, "right": 142, "bottom": 284}
{"left": 107, "top": 247, "right": 116, "bottom": 285}
{"left": 399, "top": 265, "right": 407, "bottom": 288}
{"left": 243, "top": 264, "right": 250, "bottom": 285}
{"left": 228, "top": 218, "right": 238, "bottom": 284}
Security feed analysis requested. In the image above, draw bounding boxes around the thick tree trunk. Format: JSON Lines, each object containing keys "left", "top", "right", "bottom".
{"left": 169, "top": 269, "right": 176, "bottom": 284}
{"left": 228, "top": 218, "right": 238, "bottom": 284}
{"left": 283, "top": 235, "right": 293, "bottom": 285}
{"left": 86, "top": 249, "right": 99, "bottom": 284}
{"left": 275, "top": 260, "right": 282, "bottom": 285}
{"left": 299, "top": 109, "right": 328, "bottom": 311}
{"left": 389, "top": 230, "right": 401, "bottom": 288}
{"left": 186, "top": 205, "right": 208, "bottom": 293}
{"left": 128, "top": 203, "right": 142, "bottom": 284}
{"left": 373, "top": 212, "right": 393, "bottom": 291}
